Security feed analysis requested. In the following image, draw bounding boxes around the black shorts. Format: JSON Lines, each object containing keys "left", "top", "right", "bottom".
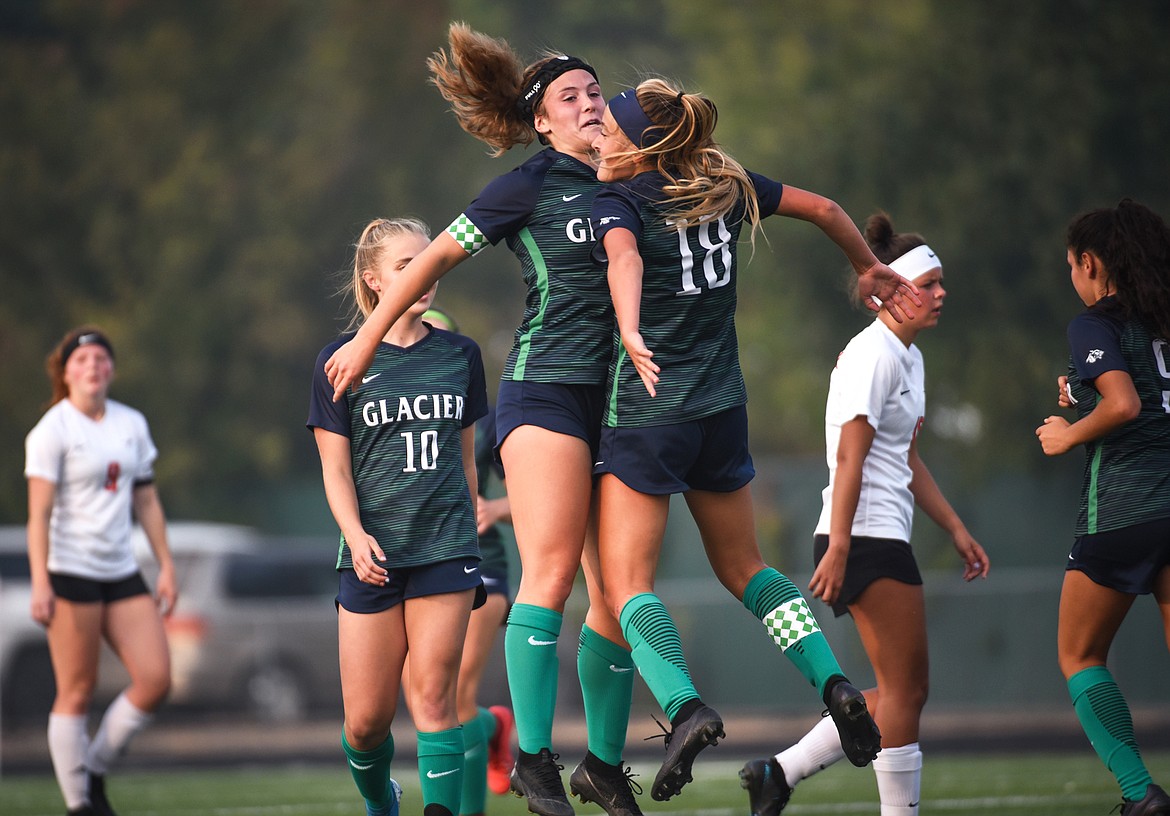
{"left": 1067, "top": 516, "right": 1170, "bottom": 595}
{"left": 336, "top": 556, "right": 487, "bottom": 614}
{"left": 594, "top": 406, "right": 755, "bottom": 495}
{"left": 495, "top": 380, "right": 604, "bottom": 462}
{"left": 49, "top": 571, "right": 150, "bottom": 604}
{"left": 813, "top": 535, "right": 923, "bottom": 617}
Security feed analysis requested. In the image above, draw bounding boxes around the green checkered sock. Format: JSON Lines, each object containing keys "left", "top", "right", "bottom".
{"left": 743, "top": 568, "right": 844, "bottom": 698}
{"left": 342, "top": 729, "right": 394, "bottom": 807}
{"left": 1069, "top": 665, "right": 1153, "bottom": 800}
{"left": 577, "top": 625, "right": 634, "bottom": 766}
{"left": 619, "top": 592, "right": 697, "bottom": 721}
{"left": 417, "top": 727, "right": 464, "bottom": 814}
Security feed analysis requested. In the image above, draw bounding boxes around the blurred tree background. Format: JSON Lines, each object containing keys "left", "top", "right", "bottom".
{"left": 2, "top": 0, "right": 1168, "bottom": 571}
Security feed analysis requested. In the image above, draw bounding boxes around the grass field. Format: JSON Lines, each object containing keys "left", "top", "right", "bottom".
{"left": 3, "top": 752, "right": 1168, "bottom": 816}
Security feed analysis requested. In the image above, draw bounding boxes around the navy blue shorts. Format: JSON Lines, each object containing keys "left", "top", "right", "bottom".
{"left": 594, "top": 405, "right": 755, "bottom": 495}
{"left": 1067, "top": 516, "right": 1170, "bottom": 595}
{"left": 49, "top": 571, "right": 150, "bottom": 604}
{"left": 813, "top": 535, "right": 923, "bottom": 618}
{"left": 495, "top": 380, "right": 604, "bottom": 461}
{"left": 336, "top": 556, "right": 487, "bottom": 614}
{"left": 479, "top": 566, "right": 510, "bottom": 599}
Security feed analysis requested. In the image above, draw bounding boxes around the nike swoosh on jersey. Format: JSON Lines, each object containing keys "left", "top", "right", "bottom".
{"left": 464, "top": 565, "right": 478, "bottom": 573}
{"left": 609, "top": 665, "right": 634, "bottom": 673}
{"left": 362, "top": 373, "right": 381, "bottom": 384}
{"left": 528, "top": 635, "right": 557, "bottom": 646}
{"left": 562, "top": 194, "right": 583, "bottom": 202}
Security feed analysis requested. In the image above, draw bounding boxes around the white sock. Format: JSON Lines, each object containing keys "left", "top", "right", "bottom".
{"left": 872, "top": 742, "right": 922, "bottom": 815}
{"left": 48, "top": 713, "right": 90, "bottom": 810}
{"left": 85, "top": 692, "right": 153, "bottom": 775}
{"left": 775, "top": 714, "right": 847, "bottom": 789}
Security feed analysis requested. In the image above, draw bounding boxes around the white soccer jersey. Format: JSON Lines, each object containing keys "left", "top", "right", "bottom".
{"left": 24, "top": 399, "right": 158, "bottom": 580}
{"left": 815, "top": 319, "right": 924, "bottom": 542}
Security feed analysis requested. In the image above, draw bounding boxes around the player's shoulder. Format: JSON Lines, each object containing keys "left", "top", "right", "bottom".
{"left": 105, "top": 398, "right": 148, "bottom": 425}
{"left": 429, "top": 327, "right": 483, "bottom": 359}
{"left": 314, "top": 332, "right": 357, "bottom": 366}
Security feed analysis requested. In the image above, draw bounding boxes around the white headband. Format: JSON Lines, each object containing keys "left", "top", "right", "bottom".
{"left": 888, "top": 244, "right": 941, "bottom": 280}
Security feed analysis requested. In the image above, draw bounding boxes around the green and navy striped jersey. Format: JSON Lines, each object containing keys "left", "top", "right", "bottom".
{"left": 1066, "top": 297, "right": 1170, "bottom": 534}
{"left": 590, "top": 170, "right": 783, "bottom": 427}
{"left": 445, "top": 148, "right": 613, "bottom": 385}
{"left": 308, "top": 328, "right": 488, "bottom": 568}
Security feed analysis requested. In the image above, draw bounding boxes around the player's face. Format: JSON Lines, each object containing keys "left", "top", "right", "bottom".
{"left": 63, "top": 344, "right": 114, "bottom": 401}
{"left": 592, "top": 109, "right": 642, "bottom": 182}
{"left": 908, "top": 267, "right": 946, "bottom": 331}
{"left": 532, "top": 69, "right": 604, "bottom": 163}
{"left": 367, "top": 231, "right": 437, "bottom": 316}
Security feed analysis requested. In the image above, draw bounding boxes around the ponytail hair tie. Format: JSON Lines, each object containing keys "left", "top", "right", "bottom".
{"left": 676, "top": 92, "right": 685, "bottom": 104}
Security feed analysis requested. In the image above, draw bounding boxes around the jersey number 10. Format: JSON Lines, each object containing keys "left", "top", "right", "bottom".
{"left": 400, "top": 430, "right": 439, "bottom": 472}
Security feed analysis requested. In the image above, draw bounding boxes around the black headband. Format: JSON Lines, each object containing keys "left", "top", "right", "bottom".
{"left": 62, "top": 331, "right": 114, "bottom": 364}
{"left": 516, "top": 55, "right": 598, "bottom": 126}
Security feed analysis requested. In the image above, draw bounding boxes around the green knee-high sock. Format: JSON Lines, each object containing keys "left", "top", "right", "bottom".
{"left": 342, "top": 730, "right": 394, "bottom": 807}
{"left": 619, "top": 593, "right": 698, "bottom": 721}
{"left": 1068, "top": 665, "right": 1153, "bottom": 800}
{"left": 460, "top": 712, "right": 489, "bottom": 816}
{"left": 418, "top": 727, "right": 465, "bottom": 814}
{"left": 578, "top": 625, "right": 634, "bottom": 766}
{"left": 505, "top": 603, "right": 562, "bottom": 754}
{"left": 743, "top": 568, "right": 844, "bottom": 698}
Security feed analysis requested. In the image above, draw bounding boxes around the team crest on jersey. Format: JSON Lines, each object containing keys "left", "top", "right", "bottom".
{"left": 1085, "top": 349, "right": 1105, "bottom": 364}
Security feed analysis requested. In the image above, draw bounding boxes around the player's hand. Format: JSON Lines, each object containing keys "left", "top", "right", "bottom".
{"left": 859, "top": 263, "right": 920, "bottom": 323}
{"left": 477, "top": 496, "right": 510, "bottom": 535}
{"left": 324, "top": 336, "right": 378, "bottom": 403}
{"left": 155, "top": 561, "right": 179, "bottom": 617}
{"left": 621, "top": 330, "right": 660, "bottom": 397}
{"left": 350, "top": 532, "right": 389, "bottom": 585}
{"left": 808, "top": 543, "right": 849, "bottom": 605}
{"left": 1035, "top": 415, "right": 1073, "bottom": 456}
{"left": 1057, "top": 376, "right": 1076, "bottom": 409}
{"left": 30, "top": 583, "right": 55, "bottom": 627}
{"left": 953, "top": 530, "right": 989, "bottom": 581}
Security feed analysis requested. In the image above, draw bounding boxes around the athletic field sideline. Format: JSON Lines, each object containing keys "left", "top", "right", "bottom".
{"left": 3, "top": 754, "right": 1170, "bottom": 815}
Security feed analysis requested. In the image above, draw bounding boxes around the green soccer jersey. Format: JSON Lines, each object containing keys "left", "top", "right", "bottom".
{"left": 590, "top": 170, "right": 784, "bottom": 427}
{"left": 308, "top": 328, "right": 489, "bottom": 568}
{"left": 446, "top": 149, "right": 613, "bottom": 385}
{"left": 1065, "top": 298, "right": 1170, "bottom": 534}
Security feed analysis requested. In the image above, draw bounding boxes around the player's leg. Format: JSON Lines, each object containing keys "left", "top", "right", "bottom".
{"left": 597, "top": 473, "right": 720, "bottom": 802}
{"left": 851, "top": 579, "right": 927, "bottom": 814}
{"left": 88, "top": 586, "right": 170, "bottom": 815}
{"left": 1059, "top": 569, "right": 1154, "bottom": 803}
{"left": 406, "top": 588, "right": 475, "bottom": 816}
{"left": 500, "top": 425, "right": 591, "bottom": 815}
{"left": 454, "top": 592, "right": 508, "bottom": 816}
{"left": 687, "top": 486, "right": 878, "bottom": 767}
{"left": 339, "top": 602, "right": 407, "bottom": 816}
{"left": 570, "top": 496, "right": 642, "bottom": 815}
{"left": 45, "top": 593, "right": 103, "bottom": 814}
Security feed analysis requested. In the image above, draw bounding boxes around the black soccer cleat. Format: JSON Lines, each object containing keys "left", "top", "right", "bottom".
{"left": 569, "top": 755, "right": 644, "bottom": 816}
{"left": 739, "top": 757, "right": 792, "bottom": 816}
{"left": 87, "top": 773, "right": 117, "bottom": 816}
{"left": 1120, "top": 783, "right": 1170, "bottom": 816}
{"left": 824, "top": 679, "right": 881, "bottom": 767}
{"left": 510, "top": 748, "right": 574, "bottom": 816}
{"left": 651, "top": 704, "right": 725, "bottom": 801}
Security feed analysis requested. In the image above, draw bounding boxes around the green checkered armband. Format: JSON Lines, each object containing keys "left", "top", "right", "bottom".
{"left": 446, "top": 214, "right": 489, "bottom": 256}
